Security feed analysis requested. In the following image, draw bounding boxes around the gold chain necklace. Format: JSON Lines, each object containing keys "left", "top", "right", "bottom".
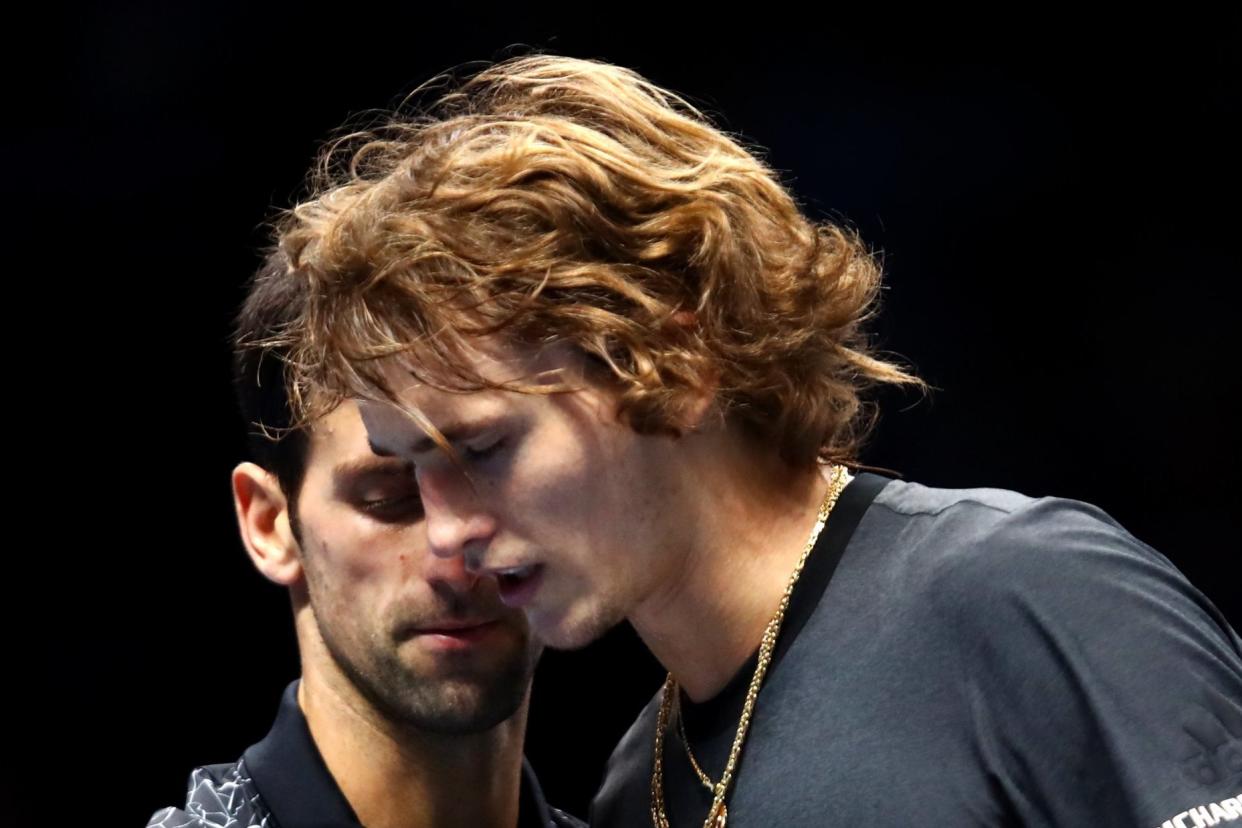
{"left": 650, "top": 464, "right": 850, "bottom": 828}
{"left": 676, "top": 697, "right": 715, "bottom": 791}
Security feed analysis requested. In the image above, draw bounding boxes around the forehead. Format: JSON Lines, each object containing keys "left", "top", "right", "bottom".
{"left": 304, "top": 401, "right": 383, "bottom": 467}
{"left": 359, "top": 339, "right": 586, "bottom": 453}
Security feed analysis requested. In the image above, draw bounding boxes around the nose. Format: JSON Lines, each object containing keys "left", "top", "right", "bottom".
{"left": 416, "top": 465, "right": 497, "bottom": 563}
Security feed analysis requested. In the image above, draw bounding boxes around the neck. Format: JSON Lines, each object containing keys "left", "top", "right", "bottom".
{"left": 295, "top": 644, "right": 527, "bottom": 828}
{"left": 630, "top": 444, "right": 841, "bottom": 702}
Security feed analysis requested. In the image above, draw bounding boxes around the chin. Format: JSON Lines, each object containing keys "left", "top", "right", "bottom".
{"left": 398, "top": 689, "right": 527, "bottom": 735}
{"left": 530, "top": 600, "right": 621, "bottom": 650}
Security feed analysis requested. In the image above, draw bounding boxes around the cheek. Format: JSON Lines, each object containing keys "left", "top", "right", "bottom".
{"left": 488, "top": 393, "right": 679, "bottom": 581}
{"left": 500, "top": 442, "right": 657, "bottom": 585}
{"left": 304, "top": 518, "right": 414, "bottom": 592}
{"left": 498, "top": 436, "right": 600, "bottom": 541}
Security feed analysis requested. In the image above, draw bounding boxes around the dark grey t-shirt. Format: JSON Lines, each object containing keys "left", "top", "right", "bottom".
{"left": 591, "top": 475, "right": 1242, "bottom": 827}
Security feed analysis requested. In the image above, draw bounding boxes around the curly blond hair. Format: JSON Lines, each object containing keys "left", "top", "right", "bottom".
{"left": 262, "top": 54, "right": 920, "bottom": 468}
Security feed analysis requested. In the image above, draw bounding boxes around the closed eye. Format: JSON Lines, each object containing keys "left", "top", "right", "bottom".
{"left": 463, "top": 435, "right": 505, "bottom": 462}
{"left": 359, "top": 493, "right": 425, "bottom": 522}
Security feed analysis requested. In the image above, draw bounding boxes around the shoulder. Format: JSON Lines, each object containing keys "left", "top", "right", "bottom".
{"left": 869, "top": 480, "right": 1194, "bottom": 610}
{"left": 863, "top": 479, "right": 1240, "bottom": 681}
{"left": 866, "top": 481, "right": 1242, "bottom": 822}
{"left": 913, "top": 487, "right": 1217, "bottom": 630}
{"left": 146, "top": 758, "right": 273, "bottom": 828}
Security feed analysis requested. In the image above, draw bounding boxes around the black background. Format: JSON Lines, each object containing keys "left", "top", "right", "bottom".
{"left": 18, "top": 6, "right": 1240, "bottom": 825}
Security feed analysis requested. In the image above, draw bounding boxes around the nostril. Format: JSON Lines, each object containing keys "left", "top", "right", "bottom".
{"left": 463, "top": 545, "right": 488, "bottom": 573}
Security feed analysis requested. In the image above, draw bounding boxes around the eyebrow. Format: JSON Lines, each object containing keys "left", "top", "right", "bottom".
{"left": 331, "top": 456, "right": 414, "bottom": 481}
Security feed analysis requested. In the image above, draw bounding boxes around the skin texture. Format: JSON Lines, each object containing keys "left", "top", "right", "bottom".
{"left": 232, "top": 401, "right": 541, "bottom": 828}
{"left": 359, "top": 342, "right": 836, "bottom": 702}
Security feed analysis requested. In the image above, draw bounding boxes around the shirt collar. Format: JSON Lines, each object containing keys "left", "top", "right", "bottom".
{"left": 244, "top": 680, "right": 555, "bottom": 827}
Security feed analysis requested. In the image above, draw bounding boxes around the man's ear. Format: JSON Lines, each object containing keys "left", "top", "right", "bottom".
{"left": 231, "top": 462, "right": 303, "bottom": 586}
{"left": 666, "top": 309, "right": 721, "bottom": 433}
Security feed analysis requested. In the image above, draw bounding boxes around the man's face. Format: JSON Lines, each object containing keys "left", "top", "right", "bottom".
{"left": 358, "top": 344, "right": 691, "bottom": 650}
{"left": 293, "top": 401, "right": 540, "bottom": 733}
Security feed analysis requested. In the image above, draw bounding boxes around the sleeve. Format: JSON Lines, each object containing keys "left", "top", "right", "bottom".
{"left": 145, "top": 762, "right": 272, "bottom": 828}
{"left": 145, "top": 806, "right": 210, "bottom": 828}
{"left": 933, "top": 496, "right": 1242, "bottom": 828}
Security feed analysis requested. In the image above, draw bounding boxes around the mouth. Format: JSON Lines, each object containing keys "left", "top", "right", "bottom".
{"left": 404, "top": 618, "right": 505, "bottom": 651}
{"left": 490, "top": 563, "right": 546, "bottom": 609}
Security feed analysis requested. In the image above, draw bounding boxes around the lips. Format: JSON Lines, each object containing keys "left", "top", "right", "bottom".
{"left": 417, "top": 618, "right": 498, "bottom": 634}
{"left": 401, "top": 618, "right": 505, "bottom": 651}
{"left": 490, "top": 563, "right": 545, "bottom": 608}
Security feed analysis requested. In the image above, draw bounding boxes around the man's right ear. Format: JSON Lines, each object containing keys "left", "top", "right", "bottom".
{"left": 232, "top": 462, "right": 303, "bottom": 586}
